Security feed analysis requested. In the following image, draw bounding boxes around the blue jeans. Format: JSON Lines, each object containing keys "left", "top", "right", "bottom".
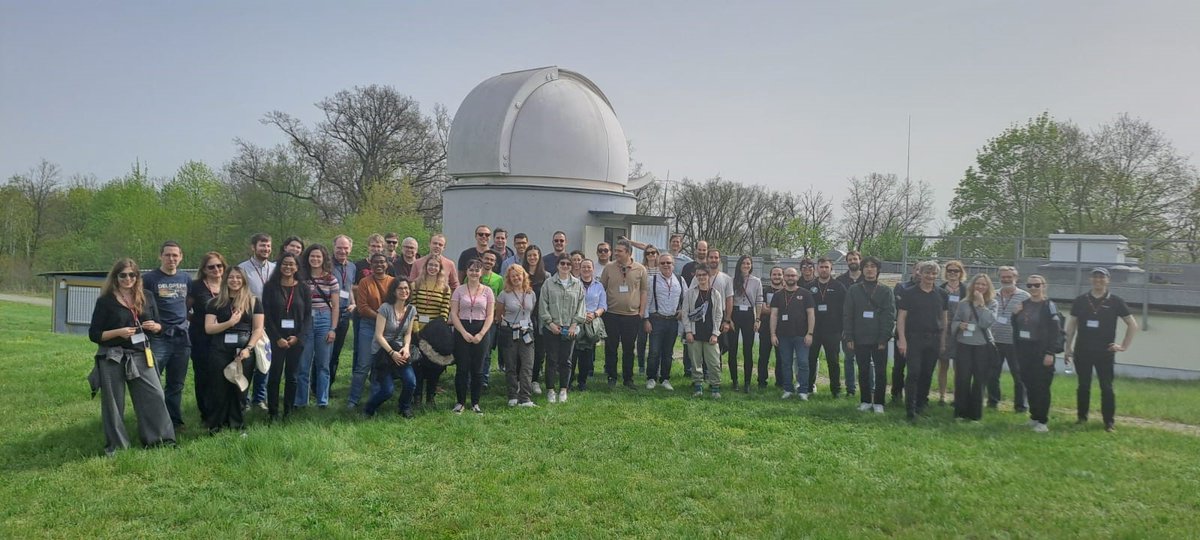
{"left": 364, "top": 362, "right": 416, "bottom": 415}
{"left": 777, "top": 335, "right": 810, "bottom": 393}
{"left": 150, "top": 332, "right": 190, "bottom": 426}
{"left": 647, "top": 317, "right": 678, "bottom": 382}
{"left": 349, "top": 317, "right": 376, "bottom": 406}
{"left": 480, "top": 326, "right": 496, "bottom": 386}
{"left": 296, "top": 309, "right": 333, "bottom": 407}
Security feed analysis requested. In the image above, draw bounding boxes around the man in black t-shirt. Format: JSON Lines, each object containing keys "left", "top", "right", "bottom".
{"left": 458, "top": 225, "right": 493, "bottom": 283}
{"left": 1065, "top": 267, "right": 1138, "bottom": 432}
{"left": 680, "top": 240, "right": 708, "bottom": 287}
{"left": 891, "top": 264, "right": 921, "bottom": 402}
{"left": 808, "top": 258, "right": 848, "bottom": 397}
{"left": 799, "top": 258, "right": 818, "bottom": 293}
{"left": 770, "top": 266, "right": 816, "bottom": 399}
{"left": 143, "top": 240, "right": 192, "bottom": 429}
{"left": 896, "top": 260, "right": 949, "bottom": 420}
{"left": 759, "top": 266, "right": 784, "bottom": 388}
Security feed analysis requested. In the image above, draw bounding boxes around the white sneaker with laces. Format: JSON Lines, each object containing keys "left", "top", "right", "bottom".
{"left": 858, "top": 403, "right": 872, "bottom": 412}
{"left": 1033, "top": 422, "right": 1049, "bottom": 433}
{"left": 781, "top": 391, "right": 793, "bottom": 400}
{"left": 799, "top": 393, "right": 809, "bottom": 401}
{"left": 518, "top": 401, "right": 538, "bottom": 408}
{"left": 873, "top": 404, "right": 885, "bottom": 414}
{"left": 547, "top": 389, "right": 558, "bottom": 403}
{"left": 532, "top": 382, "right": 542, "bottom": 395}
{"left": 559, "top": 389, "right": 568, "bottom": 403}
{"left": 507, "top": 399, "right": 518, "bottom": 407}
{"left": 647, "top": 380, "right": 656, "bottom": 390}
{"left": 661, "top": 380, "right": 674, "bottom": 391}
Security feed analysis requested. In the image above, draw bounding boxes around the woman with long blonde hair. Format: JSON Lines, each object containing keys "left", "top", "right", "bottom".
{"left": 204, "top": 266, "right": 265, "bottom": 434}
{"left": 89, "top": 258, "right": 175, "bottom": 455}
{"left": 412, "top": 255, "right": 452, "bottom": 407}
{"left": 496, "top": 264, "right": 537, "bottom": 407}
{"left": 949, "top": 272, "right": 997, "bottom": 421}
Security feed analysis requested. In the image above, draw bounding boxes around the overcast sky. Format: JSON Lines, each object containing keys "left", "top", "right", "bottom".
{"left": 3, "top": 1, "right": 1198, "bottom": 226}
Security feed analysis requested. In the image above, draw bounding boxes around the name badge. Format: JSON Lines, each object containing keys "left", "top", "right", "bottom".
{"left": 513, "top": 329, "right": 521, "bottom": 341}
{"left": 522, "top": 332, "right": 534, "bottom": 345}
{"left": 948, "top": 295, "right": 960, "bottom": 303}
{"left": 766, "top": 293, "right": 775, "bottom": 304}
{"left": 131, "top": 332, "right": 146, "bottom": 344}
{"left": 996, "top": 316, "right": 1009, "bottom": 325}
{"left": 224, "top": 333, "right": 239, "bottom": 344}
{"left": 817, "top": 304, "right": 828, "bottom": 312}
{"left": 966, "top": 323, "right": 976, "bottom": 332}
{"left": 963, "top": 330, "right": 974, "bottom": 337}
{"left": 781, "top": 314, "right": 789, "bottom": 322}
{"left": 281, "top": 319, "right": 295, "bottom": 329}
{"left": 618, "top": 285, "right": 630, "bottom": 293}
{"left": 1086, "top": 319, "right": 1100, "bottom": 328}
{"left": 1019, "top": 330, "right": 1031, "bottom": 339}
{"left": 419, "top": 315, "right": 431, "bottom": 324}
{"left": 339, "top": 290, "right": 350, "bottom": 300}
{"left": 739, "top": 305, "right": 750, "bottom": 311}
{"left": 810, "top": 287, "right": 818, "bottom": 293}
{"left": 863, "top": 311, "right": 874, "bottom": 319}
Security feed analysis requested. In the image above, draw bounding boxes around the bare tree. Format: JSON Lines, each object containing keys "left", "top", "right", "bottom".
{"left": 234, "top": 85, "right": 448, "bottom": 223}
{"left": 840, "top": 172, "right": 934, "bottom": 249}
{"left": 9, "top": 159, "right": 62, "bottom": 261}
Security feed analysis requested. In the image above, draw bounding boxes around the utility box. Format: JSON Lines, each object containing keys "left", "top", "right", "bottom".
{"left": 1048, "top": 234, "right": 1128, "bottom": 263}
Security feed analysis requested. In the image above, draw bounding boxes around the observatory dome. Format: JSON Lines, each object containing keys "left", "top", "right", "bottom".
{"left": 447, "top": 66, "right": 629, "bottom": 191}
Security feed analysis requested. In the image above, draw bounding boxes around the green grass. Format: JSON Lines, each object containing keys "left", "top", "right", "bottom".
{"left": 2, "top": 300, "right": 1199, "bottom": 538}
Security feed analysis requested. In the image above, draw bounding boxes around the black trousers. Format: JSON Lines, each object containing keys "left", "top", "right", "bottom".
{"left": 953, "top": 343, "right": 990, "bottom": 420}
{"left": 1075, "top": 349, "right": 1116, "bottom": 424}
{"left": 758, "top": 323, "right": 776, "bottom": 386}
{"left": 416, "top": 360, "right": 446, "bottom": 401}
{"left": 575, "top": 345, "right": 596, "bottom": 389}
{"left": 189, "top": 332, "right": 214, "bottom": 423}
{"left": 543, "top": 330, "right": 576, "bottom": 390}
{"left": 903, "top": 333, "right": 940, "bottom": 417}
{"left": 987, "top": 342, "right": 1027, "bottom": 410}
{"left": 891, "top": 338, "right": 907, "bottom": 400}
{"left": 1016, "top": 341, "right": 1055, "bottom": 424}
{"left": 268, "top": 341, "right": 303, "bottom": 418}
{"left": 603, "top": 313, "right": 640, "bottom": 383}
{"left": 855, "top": 344, "right": 888, "bottom": 405}
{"left": 207, "top": 344, "right": 249, "bottom": 431}
{"left": 727, "top": 309, "right": 756, "bottom": 386}
{"left": 807, "top": 331, "right": 842, "bottom": 395}
{"left": 453, "top": 320, "right": 487, "bottom": 406}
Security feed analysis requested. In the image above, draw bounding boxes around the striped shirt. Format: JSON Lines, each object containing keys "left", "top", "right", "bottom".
{"left": 306, "top": 273, "right": 340, "bottom": 312}
{"left": 411, "top": 283, "right": 451, "bottom": 331}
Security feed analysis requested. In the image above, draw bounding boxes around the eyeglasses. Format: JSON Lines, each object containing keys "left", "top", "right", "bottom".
{"left": 558, "top": 261, "right": 572, "bottom": 267}
{"left": 646, "top": 252, "right": 658, "bottom": 256}
{"left": 205, "top": 264, "right": 224, "bottom": 270}
{"left": 1026, "top": 283, "right": 1044, "bottom": 288}
{"left": 118, "top": 272, "right": 138, "bottom": 279}
{"left": 659, "top": 262, "right": 673, "bottom": 266}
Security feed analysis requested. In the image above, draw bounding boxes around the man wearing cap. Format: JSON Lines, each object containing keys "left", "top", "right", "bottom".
{"left": 1065, "top": 267, "right": 1138, "bottom": 433}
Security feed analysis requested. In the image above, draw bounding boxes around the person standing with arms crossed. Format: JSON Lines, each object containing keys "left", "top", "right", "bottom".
{"left": 1064, "top": 267, "right": 1138, "bottom": 432}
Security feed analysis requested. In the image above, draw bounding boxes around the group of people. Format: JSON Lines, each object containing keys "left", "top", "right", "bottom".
{"left": 88, "top": 229, "right": 1139, "bottom": 455}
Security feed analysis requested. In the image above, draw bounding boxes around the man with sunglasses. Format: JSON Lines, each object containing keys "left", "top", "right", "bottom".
{"left": 143, "top": 240, "right": 192, "bottom": 429}
{"left": 383, "top": 232, "right": 401, "bottom": 269}
{"left": 594, "top": 242, "right": 611, "bottom": 278}
{"left": 458, "top": 225, "right": 493, "bottom": 283}
{"left": 988, "top": 266, "right": 1030, "bottom": 411}
{"left": 1065, "top": 267, "right": 1138, "bottom": 432}
{"left": 644, "top": 253, "right": 684, "bottom": 389}
{"left": 543, "top": 231, "right": 570, "bottom": 274}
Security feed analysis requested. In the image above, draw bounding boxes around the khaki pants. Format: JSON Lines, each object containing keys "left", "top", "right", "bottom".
{"left": 687, "top": 340, "right": 721, "bottom": 388}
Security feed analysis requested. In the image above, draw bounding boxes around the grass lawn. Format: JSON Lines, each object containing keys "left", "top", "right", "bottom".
{"left": 2, "top": 300, "right": 1199, "bottom": 538}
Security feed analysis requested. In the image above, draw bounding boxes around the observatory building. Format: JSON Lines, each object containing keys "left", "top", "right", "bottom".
{"left": 442, "top": 66, "right": 667, "bottom": 257}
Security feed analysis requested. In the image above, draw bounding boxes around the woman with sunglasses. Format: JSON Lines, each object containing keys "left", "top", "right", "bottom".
{"left": 262, "top": 252, "right": 311, "bottom": 420}
{"left": 1010, "top": 275, "right": 1065, "bottom": 432}
{"left": 635, "top": 245, "right": 660, "bottom": 377}
{"left": 949, "top": 272, "right": 996, "bottom": 421}
{"left": 938, "top": 260, "right": 968, "bottom": 406}
{"left": 187, "top": 251, "right": 226, "bottom": 424}
{"left": 522, "top": 245, "right": 549, "bottom": 395}
{"left": 203, "top": 266, "right": 265, "bottom": 434}
{"left": 412, "top": 255, "right": 452, "bottom": 407}
{"left": 450, "top": 258, "right": 495, "bottom": 414}
{"left": 539, "top": 256, "right": 586, "bottom": 404}
{"left": 364, "top": 278, "right": 418, "bottom": 417}
{"left": 89, "top": 259, "right": 174, "bottom": 455}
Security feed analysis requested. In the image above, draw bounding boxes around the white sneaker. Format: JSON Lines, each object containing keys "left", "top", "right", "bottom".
{"left": 799, "top": 393, "right": 809, "bottom": 401}
{"left": 518, "top": 401, "right": 538, "bottom": 408}
{"left": 647, "top": 380, "right": 657, "bottom": 390}
{"left": 661, "top": 380, "right": 674, "bottom": 391}
{"left": 781, "top": 391, "right": 794, "bottom": 400}
{"left": 548, "top": 389, "right": 558, "bottom": 403}
{"left": 559, "top": 389, "right": 568, "bottom": 403}
{"left": 1033, "top": 422, "right": 1049, "bottom": 433}
{"left": 532, "top": 382, "right": 542, "bottom": 395}
{"left": 507, "top": 399, "right": 518, "bottom": 407}
{"left": 1027, "top": 419, "right": 1039, "bottom": 427}
{"left": 873, "top": 404, "right": 885, "bottom": 414}
{"left": 858, "top": 403, "right": 872, "bottom": 412}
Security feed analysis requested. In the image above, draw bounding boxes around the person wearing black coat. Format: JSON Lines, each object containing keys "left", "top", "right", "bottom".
{"left": 1010, "top": 274, "right": 1065, "bottom": 432}
{"left": 261, "top": 253, "right": 312, "bottom": 420}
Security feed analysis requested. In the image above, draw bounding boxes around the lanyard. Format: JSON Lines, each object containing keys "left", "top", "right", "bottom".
{"left": 338, "top": 263, "right": 349, "bottom": 290}
{"left": 816, "top": 280, "right": 830, "bottom": 303}
{"left": 1087, "top": 293, "right": 1108, "bottom": 315}
{"left": 252, "top": 260, "right": 268, "bottom": 286}
{"left": 285, "top": 285, "right": 296, "bottom": 313}
{"left": 999, "top": 291, "right": 1016, "bottom": 313}
{"left": 118, "top": 294, "right": 141, "bottom": 326}
{"left": 465, "top": 284, "right": 483, "bottom": 311}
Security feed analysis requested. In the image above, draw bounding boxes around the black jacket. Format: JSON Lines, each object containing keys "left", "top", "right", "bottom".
{"left": 1011, "top": 299, "right": 1066, "bottom": 356}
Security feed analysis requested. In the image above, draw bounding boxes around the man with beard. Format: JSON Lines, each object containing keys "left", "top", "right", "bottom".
{"left": 807, "top": 257, "right": 848, "bottom": 397}
{"left": 836, "top": 250, "right": 864, "bottom": 396}
{"left": 759, "top": 266, "right": 784, "bottom": 389}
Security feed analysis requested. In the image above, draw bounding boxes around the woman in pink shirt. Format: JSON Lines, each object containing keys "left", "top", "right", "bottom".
{"left": 450, "top": 258, "right": 495, "bottom": 414}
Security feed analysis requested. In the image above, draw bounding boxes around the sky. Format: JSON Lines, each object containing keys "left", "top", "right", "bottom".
{"left": 3, "top": 1, "right": 1198, "bottom": 227}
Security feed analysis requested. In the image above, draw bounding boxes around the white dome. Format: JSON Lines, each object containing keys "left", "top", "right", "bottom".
{"left": 447, "top": 66, "right": 629, "bottom": 190}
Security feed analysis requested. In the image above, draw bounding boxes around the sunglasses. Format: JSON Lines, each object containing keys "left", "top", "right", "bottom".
{"left": 646, "top": 252, "right": 658, "bottom": 256}
{"left": 205, "top": 264, "right": 224, "bottom": 270}
{"left": 1026, "top": 283, "right": 1044, "bottom": 288}
{"left": 558, "top": 261, "right": 572, "bottom": 266}
{"left": 386, "top": 240, "right": 399, "bottom": 245}
{"left": 476, "top": 232, "right": 491, "bottom": 237}
{"left": 597, "top": 248, "right": 610, "bottom": 253}
{"left": 946, "top": 269, "right": 962, "bottom": 274}
{"left": 118, "top": 272, "right": 138, "bottom": 279}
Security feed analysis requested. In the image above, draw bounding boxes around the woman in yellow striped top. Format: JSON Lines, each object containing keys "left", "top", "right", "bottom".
{"left": 412, "top": 255, "right": 452, "bottom": 407}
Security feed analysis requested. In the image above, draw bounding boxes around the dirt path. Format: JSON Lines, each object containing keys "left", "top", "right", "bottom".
{"left": 0, "top": 293, "right": 51, "bottom": 307}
